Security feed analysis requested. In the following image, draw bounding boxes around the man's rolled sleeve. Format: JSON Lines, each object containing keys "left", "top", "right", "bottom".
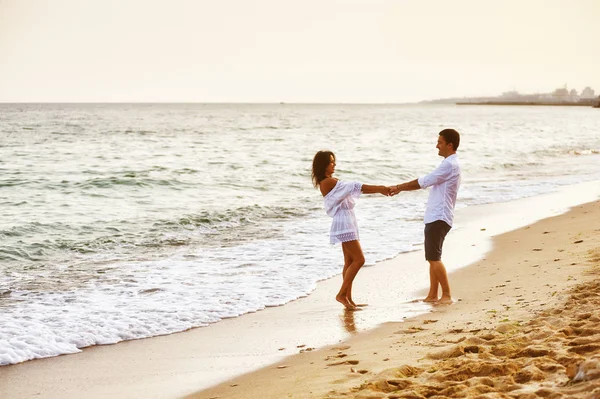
{"left": 418, "top": 161, "right": 452, "bottom": 189}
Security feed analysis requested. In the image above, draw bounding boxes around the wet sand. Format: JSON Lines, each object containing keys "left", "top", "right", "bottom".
{"left": 189, "top": 200, "right": 600, "bottom": 399}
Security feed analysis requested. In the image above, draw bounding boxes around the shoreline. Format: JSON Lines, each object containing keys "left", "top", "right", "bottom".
{"left": 1, "top": 182, "right": 599, "bottom": 398}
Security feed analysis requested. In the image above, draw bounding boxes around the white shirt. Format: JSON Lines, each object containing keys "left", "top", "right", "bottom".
{"left": 417, "top": 154, "right": 461, "bottom": 226}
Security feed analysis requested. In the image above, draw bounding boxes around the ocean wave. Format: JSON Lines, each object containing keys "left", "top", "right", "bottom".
{"left": 0, "top": 204, "right": 312, "bottom": 265}
{"left": 0, "top": 221, "right": 62, "bottom": 237}
{"left": 0, "top": 179, "right": 32, "bottom": 187}
{"left": 530, "top": 146, "right": 600, "bottom": 158}
{"left": 568, "top": 148, "right": 599, "bottom": 156}
{"left": 160, "top": 204, "right": 309, "bottom": 228}
{"left": 2, "top": 174, "right": 193, "bottom": 191}
{"left": 76, "top": 176, "right": 181, "bottom": 189}
{"left": 236, "top": 125, "right": 295, "bottom": 131}
{"left": 23, "top": 172, "right": 195, "bottom": 191}
{"left": 0, "top": 246, "right": 43, "bottom": 262}
{"left": 480, "top": 161, "right": 543, "bottom": 171}
{"left": 123, "top": 129, "right": 157, "bottom": 134}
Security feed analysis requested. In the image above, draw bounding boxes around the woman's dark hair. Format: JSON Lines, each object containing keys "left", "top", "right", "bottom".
{"left": 312, "top": 150, "right": 335, "bottom": 188}
{"left": 439, "top": 128, "right": 460, "bottom": 151}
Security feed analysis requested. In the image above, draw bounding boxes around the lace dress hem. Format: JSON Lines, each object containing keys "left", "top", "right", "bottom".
{"left": 330, "top": 231, "right": 359, "bottom": 245}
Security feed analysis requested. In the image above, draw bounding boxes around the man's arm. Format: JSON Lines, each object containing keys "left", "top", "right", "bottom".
{"left": 362, "top": 184, "right": 392, "bottom": 196}
{"left": 390, "top": 161, "right": 453, "bottom": 196}
{"left": 389, "top": 179, "right": 420, "bottom": 195}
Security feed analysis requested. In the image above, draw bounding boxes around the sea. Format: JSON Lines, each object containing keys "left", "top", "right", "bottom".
{"left": 1, "top": 103, "right": 599, "bottom": 366}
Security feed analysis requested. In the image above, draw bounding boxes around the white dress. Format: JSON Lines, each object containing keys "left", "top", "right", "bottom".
{"left": 323, "top": 181, "right": 363, "bottom": 244}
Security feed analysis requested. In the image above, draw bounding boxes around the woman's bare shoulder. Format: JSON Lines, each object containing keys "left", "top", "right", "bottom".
{"left": 319, "top": 178, "right": 338, "bottom": 197}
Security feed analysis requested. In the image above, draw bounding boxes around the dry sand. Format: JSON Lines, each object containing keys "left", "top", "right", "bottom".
{"left": 189, "top": 200, "right": 600, "bottom": 399}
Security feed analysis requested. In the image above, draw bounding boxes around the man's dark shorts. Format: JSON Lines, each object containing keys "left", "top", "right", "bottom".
{"left": 424, "top": 220, "right": 451, "bottom": 261}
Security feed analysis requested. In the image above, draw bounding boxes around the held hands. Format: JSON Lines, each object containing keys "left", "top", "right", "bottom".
{"left": 380, "top": 185, "right": 400, "bottom": 196}
{"left": 380, "top": 186, "right": 392, "bottom": 196}
{"left": 388, "top": 185, "right": 401, "bottom": 196}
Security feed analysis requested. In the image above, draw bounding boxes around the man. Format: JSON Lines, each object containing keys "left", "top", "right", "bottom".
{"left": 390, "top": 128, "right": 461, "bottom": 304}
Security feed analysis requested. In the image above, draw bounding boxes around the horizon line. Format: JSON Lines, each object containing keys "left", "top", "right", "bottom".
{"left": 0, "top": 101, "right": 435, "bottom": 105}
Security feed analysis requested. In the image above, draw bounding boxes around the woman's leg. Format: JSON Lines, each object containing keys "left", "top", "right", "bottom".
{"left": 341, "top": 245, "right": 355, "bottom": 306}
{"left": 342, "top": 245, "right": 351, "bottom": 278}
{"left": 336, "top": 240, "right": 365, "bottom": 309}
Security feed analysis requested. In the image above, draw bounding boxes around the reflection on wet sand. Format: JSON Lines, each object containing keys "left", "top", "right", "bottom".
{"left": 341, "top": 308, "right": 358, "bottom": 334}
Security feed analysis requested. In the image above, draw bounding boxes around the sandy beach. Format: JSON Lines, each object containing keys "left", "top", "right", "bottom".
{"left": 1, "top": 186, "right": 599, "bottom": 399}
{"left": 190, "top": 200, "right": 600, "bottom": 399}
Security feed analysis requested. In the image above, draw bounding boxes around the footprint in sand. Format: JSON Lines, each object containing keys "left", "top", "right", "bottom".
{"left": 331, "top": 345, "right": 351, "bottom": 351}
{"left": 350, "top": 368, "right": 369, "bottom": 374}
{"left": 324, "top": 353, "right": 348, "bottom": 361}
{"left": 327, "top": 359, "right": 359, "bottom": 366}
{"left": 395, "top": 326, "right": 426, "bottom": 334}
{"left": 426, "top": 345, "right": 465, "bottom": 360}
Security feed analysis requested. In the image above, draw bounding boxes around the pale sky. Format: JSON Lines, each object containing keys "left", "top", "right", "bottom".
{"left": 1, "top": 0, "right": 598, "bottom": 103}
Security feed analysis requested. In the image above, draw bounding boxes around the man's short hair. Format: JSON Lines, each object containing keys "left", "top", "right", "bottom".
{"left": 439, "top": 129, "right": 460, "bottom": 151}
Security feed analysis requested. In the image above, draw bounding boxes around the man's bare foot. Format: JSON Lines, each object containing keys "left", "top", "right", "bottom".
{"left": 435, "top": 296, "right": 453, "bottom": 305}
{"left": 336, "top": 294, "right": 356, "bottom": 310}
{"left": 422, "top": 296, "right": 438, "bottom": 303}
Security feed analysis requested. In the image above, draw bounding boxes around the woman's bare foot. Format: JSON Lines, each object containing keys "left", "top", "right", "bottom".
{"left": 347, "top": 297, "right": 368, "bottom": 308}
{"left": 422, "top": 296, "right": 438, "bottom": 303}
{"left": 336, "top": 294, "right": 356, "bottom": 310}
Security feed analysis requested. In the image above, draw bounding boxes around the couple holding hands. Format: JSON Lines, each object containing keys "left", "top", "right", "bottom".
{"left": 312, "top": 129, "right": 461, "bottom": 310}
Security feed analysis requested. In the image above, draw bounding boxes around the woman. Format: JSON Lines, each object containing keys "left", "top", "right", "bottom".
{"left": 312, "top": 150, "right": 390, "bottom": 310}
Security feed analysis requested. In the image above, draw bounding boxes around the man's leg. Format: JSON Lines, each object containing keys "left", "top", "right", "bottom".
{"left": 430, "top": 260, "right": 452, "bottom": 304}
{"left": 423, "top": 262, "right": 439, "bottom": 302}
{"left": 423, "top": 221, "right": 452, "bottom": 303}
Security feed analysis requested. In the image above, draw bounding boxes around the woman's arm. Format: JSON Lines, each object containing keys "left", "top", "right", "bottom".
{"left": 361, "top": 184, "right": 391, "bottom": 196}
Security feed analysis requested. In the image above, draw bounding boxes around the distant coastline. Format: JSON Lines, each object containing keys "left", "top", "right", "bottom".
{"left": 456, "top": 99, "right": 598, "bottom": 107}
{"left": 421, "top": 85, "right": 600, "bottom": 108}
{"left": 420, "top": 98, "right": 600, "bottom": 108}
